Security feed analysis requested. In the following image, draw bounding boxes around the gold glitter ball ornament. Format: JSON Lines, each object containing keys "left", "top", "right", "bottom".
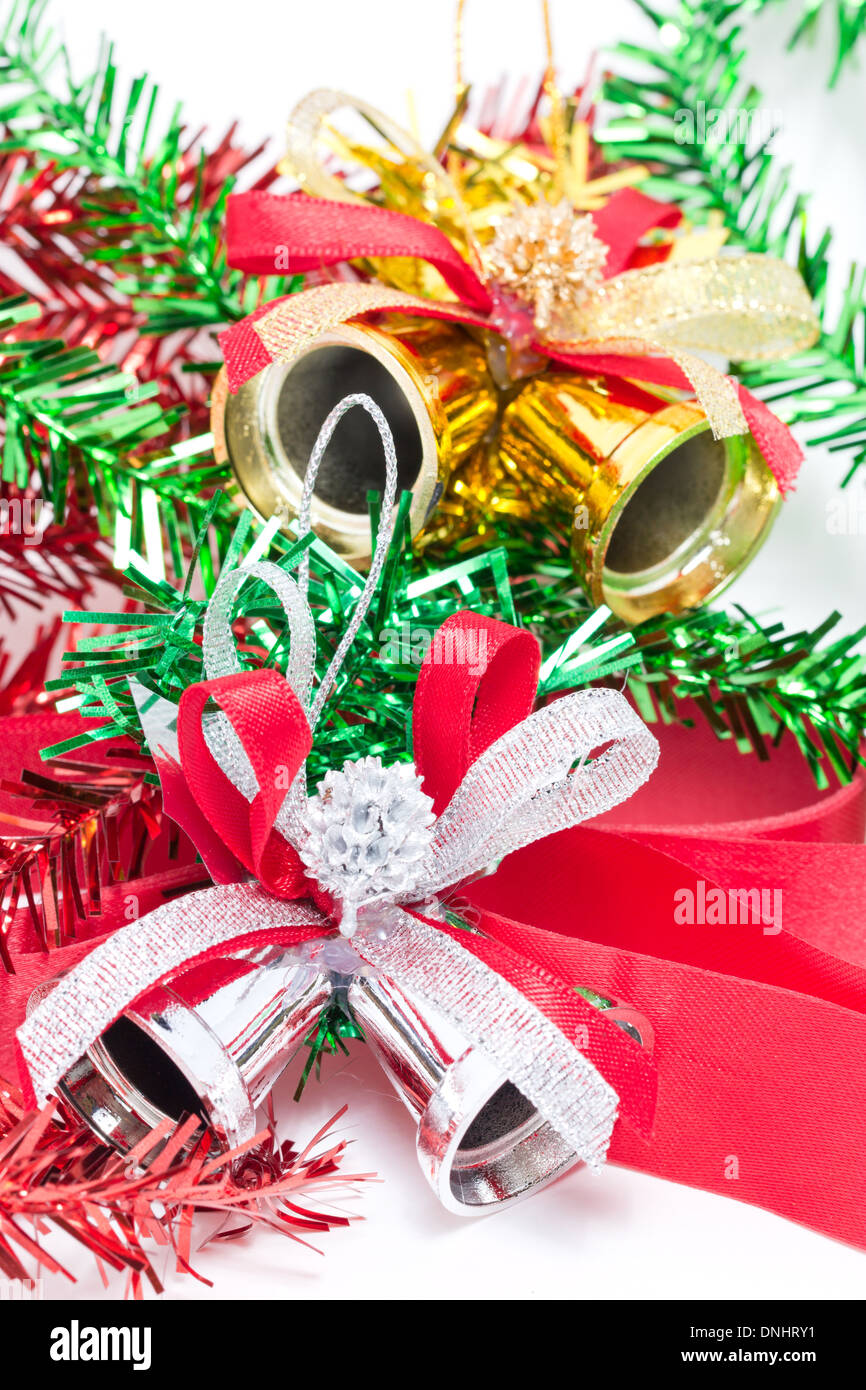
{"left": 484, "top": 200, "right": 609, "bottom": 335}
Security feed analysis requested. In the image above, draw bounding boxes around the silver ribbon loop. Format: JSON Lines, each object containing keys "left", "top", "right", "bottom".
{"left": 18, "top": 885, "right": 327, "bottom": 1107}
{"left": 302, "top": 392, "right": 399, "bottom": 729}
{"left": 407, "top": 686, "right": 658, "bottom": 899}
{"left": 202, "top": 560, "right": 317, "bottom": 825}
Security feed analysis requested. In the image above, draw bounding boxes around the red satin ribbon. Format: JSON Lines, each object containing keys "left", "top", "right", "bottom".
{"left": 464, "top": 716, "right": 866, "bottom": 1250}
{"left": 413, "top": 611, "right": 541, "bottom": 812}
{"left": 226, "top": 190, "right": 494, "bottom": 312}
{"left": 222, "top": 186, "right": 803, "bottom": 494}
{"left": 169, "top": 668, "right": 311, "bottom": 896}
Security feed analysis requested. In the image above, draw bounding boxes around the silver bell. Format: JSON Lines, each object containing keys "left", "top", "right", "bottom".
{"left": 347, "top": 971, "right": 650, "bottom": 1216}
{"left": 42, "top": 946, "right": 331, "bottom": 1155}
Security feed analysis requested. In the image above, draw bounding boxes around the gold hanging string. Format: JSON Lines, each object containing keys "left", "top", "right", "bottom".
{"left": 454, "top": 0, "right": 569, "bottom": 200}
{"left": 540, "top": 0, "right": 568, "bottom": 201}
{"left": 283, "top": 89, "right": 486, "bottom": 277}
{"left": 455, "top": 0, "right": 469, "bottom": 104}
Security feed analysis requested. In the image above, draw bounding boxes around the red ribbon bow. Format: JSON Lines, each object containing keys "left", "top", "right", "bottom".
{"left": 6, "top": 648, "right": 866, "bottom": 1247}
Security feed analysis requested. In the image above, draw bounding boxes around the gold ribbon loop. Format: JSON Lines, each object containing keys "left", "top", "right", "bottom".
{"left": 283, "top": 88, "right": 483, "bottom": 272}
{"left": 560, "top": 254, "right": 820, "bottom": 363}
{"left": 551, "top": 334, "right": 748, "bottom": 439}
{"left": 253, "top": 282, "right": 478, "bottom": 365}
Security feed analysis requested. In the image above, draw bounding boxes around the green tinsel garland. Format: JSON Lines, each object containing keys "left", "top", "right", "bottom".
{"left": 50, "top": 494, "right": 866, "bottom": 790}
{"left": 601, "top": 0, "right": 866, "bottom": 481}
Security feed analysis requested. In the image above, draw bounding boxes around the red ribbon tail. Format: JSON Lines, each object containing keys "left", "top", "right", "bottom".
{"left": 737, "top": 383, "right": 803, "bottom": 494}
{"left": 591, "top": 188, "right": 682, "bottom": 277}
{"left": 156, "top": 750, "right": 248, "bottom": 886}
{"left": 226, "top": 190, "right": 493, "bottom": 312}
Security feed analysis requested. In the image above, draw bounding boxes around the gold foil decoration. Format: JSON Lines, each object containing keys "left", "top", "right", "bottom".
{"left": 282, "top": 88, "right": 484, "bottom": 274}
{"left": 281, "top": 87, "right": 649, "bottom": 254}
{"left": 220, "top": 74, "right": 823, "bottom": 610}
{"left": 484, "top": 200, "right": 609, "bottom": 335}
{"left": 454, "top": 0, "right": 571, "bottom": 203}
{"left": 213, "top": 315, "right": 497, "bottom": 568}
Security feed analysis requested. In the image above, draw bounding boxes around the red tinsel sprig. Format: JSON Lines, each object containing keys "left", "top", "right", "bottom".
{"left": 0, "top": 1081, "right": 371, "bottom": 1297}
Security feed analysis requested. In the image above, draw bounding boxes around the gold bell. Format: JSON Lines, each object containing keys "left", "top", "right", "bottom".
{"left": 499, "top": 374, "right": 780, "bottom": 625}
{"left": 211, "top": 316, "right": 498, "bottom": 567}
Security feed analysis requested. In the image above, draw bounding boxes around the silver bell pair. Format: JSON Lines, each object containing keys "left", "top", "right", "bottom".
{"left": 41, "top": 944, "right": 650, "bottom": 1216}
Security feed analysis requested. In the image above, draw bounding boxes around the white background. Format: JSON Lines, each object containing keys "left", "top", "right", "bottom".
{"left": 33, "top": 0, "right": 866, "bottom": 1299}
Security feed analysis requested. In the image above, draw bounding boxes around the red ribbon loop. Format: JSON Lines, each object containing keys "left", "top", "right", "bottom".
{"left": 413, "top": 612, "right": 541, "bottom": 813}
{"left": 227, "top": 190, "right": 494, "bottom": 312}
{"left": 175, "top": 668, "right": 313, "bottom": 899}
{"left": 589, "top": 188, "right": 682, "bottom": 277}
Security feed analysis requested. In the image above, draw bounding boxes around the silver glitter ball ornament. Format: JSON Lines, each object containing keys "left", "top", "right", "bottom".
{"left": 299, "top": 756, "right": 436, "bottom": 934}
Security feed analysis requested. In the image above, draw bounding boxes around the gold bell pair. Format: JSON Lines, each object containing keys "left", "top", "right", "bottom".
{"left": 211, "top": 318, "right": 779, "bottom": 623}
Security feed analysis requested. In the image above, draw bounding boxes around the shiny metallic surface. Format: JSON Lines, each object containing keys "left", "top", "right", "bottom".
{"left": 348, "top": 970, "right": 585, "bottom": 1216}
{"left": 499, "top": 374, "right": 780, "bottom": 624}
{"left": 421, "top": 1052, "right": 581, "bottom": 1215}
{"left": 55, "top": 946, "right": 332, "bottom": 1157}
{"left": 348, "top": 970, "right": 465, "bottom": 1115}
{"left": 211, "top": 316, "right": 497, "bottom": 567}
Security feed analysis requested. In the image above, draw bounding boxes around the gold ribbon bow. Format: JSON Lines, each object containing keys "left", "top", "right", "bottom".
{"left": 265, "top": 89, "right": 819, "bottom": 442}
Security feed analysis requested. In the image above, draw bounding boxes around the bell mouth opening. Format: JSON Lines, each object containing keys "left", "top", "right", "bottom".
{"left": 58, "top": 1015, "right": 208, "bottom": 1157}
{"left": 604, "top": 431, "right": 728, "bottom": 575}
{"left": 458, "top": 1079, "right": 537, "bottom": 1152}
{"left": 265, "top": 344, "right": 425, "bottom": 513}
{"left": 101, "top": 1017, "right": 207, "bottom": 1125}
{"left": 599, "top": 423, "right": 780, "bottom": 624}
{"left": 444, "top": 1077, "right": 578, "bottom": 1212}
{"left": 56, "top": 982, "right": 263, "bottom": 1157}
{"left": 219, "top": 324, "right": 445, "bottom": 566}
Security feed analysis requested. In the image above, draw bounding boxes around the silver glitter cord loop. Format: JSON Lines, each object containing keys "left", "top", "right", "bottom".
{"left": 18, "top": 883, "right": 327, "bottom": 1107}
{"left": 355, "top": 908, "right": 620, "bottom": 1171}
{"left": 203, "top": 560, "right": 316, "bottom": 702}
{"left": 299, "top": 392, "right": 399, "bottom": 730}
{"left": 197, "top": 393, "right": 399, "bottom": 827}
{"left": 201, "top": 559, "right": 317, "bottom": 818}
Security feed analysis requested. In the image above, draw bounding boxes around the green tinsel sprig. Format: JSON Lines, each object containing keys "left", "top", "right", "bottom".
{"left": 0, "top": 293, "right": 183, "bottom": 520}
{"left": 763, "top": 0, "right": 866, "bottom": 84}
{"left": 0, "top": 292, "right": 248, "bottom": 578}
{"left": 48, "top": 499, "right": 866, "bottom": 790}
{"left": 601, "top": 0, "right": 866, "bottom": 481}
